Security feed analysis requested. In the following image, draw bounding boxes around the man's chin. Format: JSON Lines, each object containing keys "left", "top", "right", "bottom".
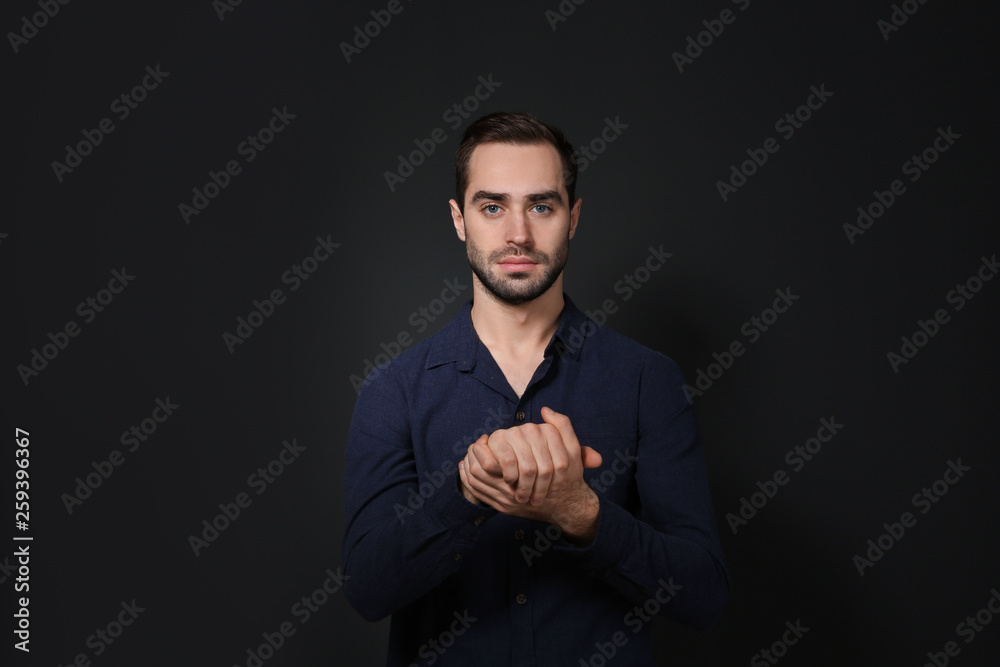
{"left": 481, "top": 277, "right": 555, "bottom": 305}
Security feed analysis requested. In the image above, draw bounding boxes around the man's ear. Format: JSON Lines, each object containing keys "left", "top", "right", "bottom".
{"left": 449, "top": 199, "right": 466, "bottom": 241}
{"left": 568, "top": 197, "right": 582, "bottom": 240}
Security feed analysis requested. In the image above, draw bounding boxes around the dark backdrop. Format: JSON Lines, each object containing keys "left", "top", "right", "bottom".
{"left": 5, "top": 1, "right": 999, "bottom": 665}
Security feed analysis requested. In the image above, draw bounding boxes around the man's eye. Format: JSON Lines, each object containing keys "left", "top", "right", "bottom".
{"left": 531, "top": 204, "right": 551, "bottom": 214}
{"left": 483, "top": 204, "right": 501, "bottom": 214}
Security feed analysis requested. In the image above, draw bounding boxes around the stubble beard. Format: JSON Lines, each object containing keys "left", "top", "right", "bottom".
{"left": 466, "top": 234, "right": 569, "bottom": 306}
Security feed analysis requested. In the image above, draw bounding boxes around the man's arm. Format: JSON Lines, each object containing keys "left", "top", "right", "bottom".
{"left": 340, "top": 364, "right": 496, "bottom": 622}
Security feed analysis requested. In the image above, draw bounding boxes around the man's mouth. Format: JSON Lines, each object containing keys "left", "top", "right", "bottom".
{"left": 498, "top": 258, "right": 537, "bottom": 272}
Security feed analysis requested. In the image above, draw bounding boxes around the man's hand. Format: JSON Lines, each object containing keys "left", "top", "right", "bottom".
{"left": 458, "top": 407, "right": 603, "bottom": 542}
{"left": 458, "top": 434, "right": 489, "bottom": 504}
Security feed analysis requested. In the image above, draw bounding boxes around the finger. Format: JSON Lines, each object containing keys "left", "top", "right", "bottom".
{"left": 469, "top": 434, "right": 502, "bottom": 477}
{"left": 540, "top": 406, "right": 580, "bottom": 454}
{"left": 466, "top": 446, "right": 516, "bottom": 501}
{"left": 539, "top": 423, "right": 569, "bottom": 498}
{"left": 487, "top": 430, "right": 522, "bottom": 485}
{"left": 463, "top": 453, "right": 517, "bottom": 509}
{"left": 528, "top": 427, "right": 555, "bottom": 506}
{"left": 507, "top": 429, "right": 538, "bottom": 504}
{"left": 580, "top": 445, "right": 603, "bottom": 469}
{"left": 458, "top": 458, "right": 476, "bottom": 501}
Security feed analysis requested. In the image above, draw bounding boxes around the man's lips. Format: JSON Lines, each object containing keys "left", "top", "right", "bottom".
{"left": 498, "top": 258, "right": 537, "bottom": 272}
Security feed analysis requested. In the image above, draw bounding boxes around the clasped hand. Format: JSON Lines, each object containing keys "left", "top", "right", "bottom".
{"left": 458, "top": 407, "right": 603, "bottom": 529}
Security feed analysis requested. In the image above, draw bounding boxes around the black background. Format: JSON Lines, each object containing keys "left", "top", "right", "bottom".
{"left": 4, "top": 1, "right": 999, "bottom": 665}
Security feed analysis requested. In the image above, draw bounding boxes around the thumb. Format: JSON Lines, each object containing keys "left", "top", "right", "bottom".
{"left": 580, "top": 446, "right": 603, "bottom": 469}
{"left": 542, "top": 406, "right": 602, "bottom": 468}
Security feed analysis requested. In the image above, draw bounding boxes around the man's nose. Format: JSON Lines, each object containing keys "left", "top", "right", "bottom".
{"left": 505, "top": 210, "right": 532, "bottom": 246}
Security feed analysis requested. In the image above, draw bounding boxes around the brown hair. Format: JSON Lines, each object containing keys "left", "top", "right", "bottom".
{"left": 454, "top": 111, "right": 577, "bottom": 212}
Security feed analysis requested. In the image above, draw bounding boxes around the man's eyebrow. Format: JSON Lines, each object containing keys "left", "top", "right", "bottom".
{"left": 526, "top": 190, "right": 563, "bottom": 204}
{"left": 470, "top": 191, "right": 509, "bottom": 204}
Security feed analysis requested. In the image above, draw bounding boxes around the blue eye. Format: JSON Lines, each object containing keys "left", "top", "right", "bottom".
{"left": 483, "top": 204, "right": 501, "bottom": 215}
{"left": 532, "top": 204, "right": 552, "bottom": 214}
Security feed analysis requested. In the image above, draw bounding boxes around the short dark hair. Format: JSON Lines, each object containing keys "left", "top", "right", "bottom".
{"left": 454, "top": 111, "right": 577, "bottom": 211}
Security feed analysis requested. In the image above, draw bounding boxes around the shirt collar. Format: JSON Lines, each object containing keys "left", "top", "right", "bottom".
{"left": 425, "top": 292, "right": 589, "bottom": 371}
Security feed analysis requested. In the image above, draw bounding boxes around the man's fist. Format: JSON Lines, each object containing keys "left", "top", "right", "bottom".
{"left": 467, "top": 407, "right": 601, "bottom": 505}
{"left": 458, "top": 407, "right": 602, "bottom": 541}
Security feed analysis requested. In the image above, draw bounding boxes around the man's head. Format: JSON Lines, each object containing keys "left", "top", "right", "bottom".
{"left": 449, "top": 112, "right": 581, "bottom": 306}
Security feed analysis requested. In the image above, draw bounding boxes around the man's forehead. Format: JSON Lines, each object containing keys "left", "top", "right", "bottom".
{"left": 466, "top": 142, "right": 566, "bottom": 198}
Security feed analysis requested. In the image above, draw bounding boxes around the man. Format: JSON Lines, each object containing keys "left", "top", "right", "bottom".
{"left": 342, "top": 111, "right": 729, "bottom": 666}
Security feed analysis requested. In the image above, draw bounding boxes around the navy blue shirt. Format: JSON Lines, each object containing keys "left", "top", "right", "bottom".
{"left": 342, "top": 295, "right": 729, "bottom": 666}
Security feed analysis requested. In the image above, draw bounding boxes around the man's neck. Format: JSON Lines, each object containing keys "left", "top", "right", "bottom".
{"left": 469, "top": 278, "right": 564, "bottom": 360}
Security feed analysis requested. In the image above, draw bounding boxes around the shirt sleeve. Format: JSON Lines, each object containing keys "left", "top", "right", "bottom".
{"left": 340, "top": 362, "right": 498, "bottom": 622}
{"left": 552, "top": 353, "right": 731, "bottom": 630}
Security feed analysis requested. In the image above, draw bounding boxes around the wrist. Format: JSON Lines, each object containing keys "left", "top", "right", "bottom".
{"left": 554, "top": 488, "right": 600, "bottom": 546}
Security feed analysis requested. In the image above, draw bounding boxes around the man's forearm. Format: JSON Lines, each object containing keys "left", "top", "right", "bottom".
{"left": 342, "top": 466, "right": 492, "bottom": 621}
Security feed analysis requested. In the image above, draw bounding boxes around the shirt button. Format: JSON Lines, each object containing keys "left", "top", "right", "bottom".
{"left": 515, "top": 410, "right": 525, "bottom": 422}
{"left": 515, "top": 593, "right": 527, "bottom": 605}
{"left": 473, "top": 516, "right": 485, "bottom": 526}
{"left": 453, "top": 553, "right": 463, "bottom": 561}
{"left": 514, "top": 529, "right": 525, "bottom": 540}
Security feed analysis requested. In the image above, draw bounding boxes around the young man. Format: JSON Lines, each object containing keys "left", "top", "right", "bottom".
{"left": 342, "top": 112, "right": 729, "bottom": 666}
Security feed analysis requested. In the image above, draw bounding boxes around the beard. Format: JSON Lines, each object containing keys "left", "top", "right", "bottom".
{"left": 466, "top": 234, "right": 569, "bottom": 306}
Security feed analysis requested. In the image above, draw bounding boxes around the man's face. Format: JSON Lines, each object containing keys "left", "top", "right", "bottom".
{"left": 449, "top": 142, "right": 581, "bottom": 306}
